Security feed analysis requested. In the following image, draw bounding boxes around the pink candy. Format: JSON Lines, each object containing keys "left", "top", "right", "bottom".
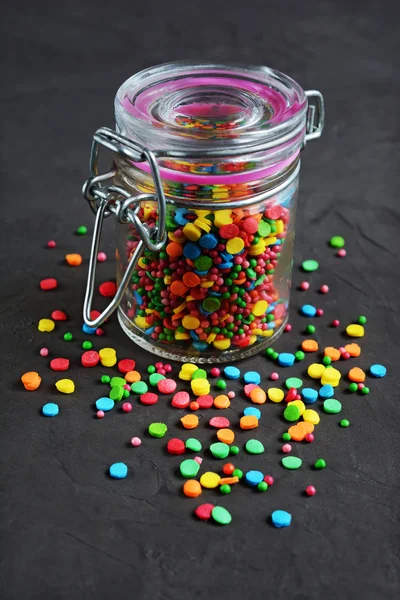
{"left": 270, "top": 372, "right": 279, "bottom": 381}
{"left": 97, "top": 252, "right": 107, "bottom": 262}
{"left": 300, "top": 281, "right": 310, "bottom": 290}
{"left": 131, "top": 437, "right": 142, "bottom": 446}
{"left": 40, "top": 347, "right": 49, "bottom": 357}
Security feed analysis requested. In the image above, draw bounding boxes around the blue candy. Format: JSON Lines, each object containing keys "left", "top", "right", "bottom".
{"left": 271, "top": 510, "right": 292, "bottom": 528}
{"left": 109, "top": 462, "right": 128, "bottom": 479}
{"left": 193, "top": 341, "right": 209, "bottom": 351}
{"left": 243, "top": 371, "right": 261, "bottom": 385}
{"left": 278, "top": 353, "right": 295, "bottom": 367}
{"left": 245, "top": 470, "right": 264, "bottom": 486}
{"left": 319, "top": 384, "right": 334, "bottom": 399}
{"left": 42, "top": 402, "right": 59, "bottom": 417}
{"left": 369, "top": 364, "right": 386, "bottom": 378}
{"left": 199, "top": 233, "right": 218, "bottom": 249}
{"left": 267, "top": 321, "right": 277, "bottom": 329}
{"left": 300, "top": 304, "right": 317, "bottom": 317}
{"left": 224, "top": 366, "right": 241, "bottom": 380}
{"left": 95, "top": 397, "right": 115, "bottom": 412}
{"left": 243, "top": 407, "right": 261, "bottom": 419}
{"left": 183, "top": 242, "right": 201, "bottom": 259}
{"left": 301, "top": 388, "right": 318, "bottom": 404}
{"left": 82, "top": 323, "right": 97, "bottom": 335}
{"left": 174, "top": 208, "right": 189, "bottom": 226}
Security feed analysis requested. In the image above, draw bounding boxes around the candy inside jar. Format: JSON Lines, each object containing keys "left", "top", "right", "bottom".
{"left": 83, "top": 61, "right": 324, "bottom": 362}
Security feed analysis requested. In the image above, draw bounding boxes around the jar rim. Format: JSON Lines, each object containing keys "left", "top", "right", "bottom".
{"left": 115, "top": 60, "right": 308, "bottom": 157}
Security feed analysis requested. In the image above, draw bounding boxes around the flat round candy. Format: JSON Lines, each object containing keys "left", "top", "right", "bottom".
{"left": 245, "top": 439, "right": 265, "bottom": 454}
{"left": 285, "top": 377, "right": 303, "bottom": 389}
{"left": 157, "top": 378, "right": 177, "bottom": 394}
{"left": 209, "top": 416, "right": 230, "bottom": 428}
{"left": 346, "top": 324, "right": 364, "bottom": 337}
{"left": 131, "top": 381, "right": 149, "bottom": 394}
{"left": 245, "top": 470, "right": 264, "bottom": 486}
{"left": 200, "top": 472, "right": 221, "bottom": 488}
{"left": 149, "top": 373, "right": 165, "bottom": 386}
{"left": 55, "top": 378, "right": 75, "bottom": 394}
{"left": 278, "top": 353, "right": 295, "bottom": 367}
{"left": 95, "top": 397, "right": 115, "bottom": 411}
{"left": 211, "top": 506, "right": 232, "bottom": 525}
{"left": 194, "top": 503, "right": 215, "bottom": 520}
{"left": 323, "top": 399, "right": 342, "bottom": 414}
{"left": 268, "top": 388, "right": 284, "bottom": 403}
{"left": 243, "top": 371, "right": 261, "bottom": 385}
{"left": 301, "top": 388, "right": 318, "bottom": 404}
{"left": 223, "top": 366, "right": 241, "bottom": 380}
{"left": 167, "top": 438, "right": 185, "bottom": 455}
{"left": 42, "top": 402, "right": 59, "bottom": 417}
{"left": 302, "top": 260, "right": 319, "bottom": 272}
{"left": 209, "top": 442, "right": 230, "bottom": 459}
{"left": 51, "top": 310, "right": 67, "bottom": 321}
{"left": 118, "top": 359, "right": 136, "bottom": 373}
{"left": 369, "top": 364, "right": 386, "bottom": 378}
{"left": 110, "top": 376, "right": 126, "bottom": 388}
{"left": 50, "top": 358, "right": 70, "bottom": 371}
{"left": 219, "top": 223, "right": 239, "bottom": 239}
{"left": 40, "top": 278, "right": 58, "bottom": 290}
{"left": 81, "top": 351, "right": 100, "bottom": 367}
{"left": 197, "top": 395, "right": 214, "bottom": 409}
{"left": 140, "top": 392, "right": 159, "bottom": 405}
{"left": 319, "top": 384, "right": 334, "bottom": 399}
{"left": 109, "top": 462, "right": 128, "bottom": 479}
{"left": 271, "top": 510, "right": 292, "bottom": 528}
{"left": 109, "top": 386, "right": 124, "bottom": 401}
{"left": 282, "top": 456, "right": 302, "bottom": 470}
{"left": 185, "top": 438, "right": 202, "bottom": 452}
{"left": 171, "top": 391, "right": 190, "bottom": 408}
{"left": 329, "top": 236, "right": 345, "bottom": 248}
{"left": 148, "top": 422, "right": 168, "bottom": 438}
{"left": 243, "top": 407, "right": 261, "bottom": 419}
{"left": 180, "top": 459, "right": 200, "bottom": 478}
{"left": 300, "top": 304, "right": 317, "bottom": 317}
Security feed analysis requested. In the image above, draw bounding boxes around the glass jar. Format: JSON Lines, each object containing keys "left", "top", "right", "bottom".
{"left": 82, "top": 61, "right": 324, "bottom": 363}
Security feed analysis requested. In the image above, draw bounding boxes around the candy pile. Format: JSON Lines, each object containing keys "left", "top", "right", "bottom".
{"left": 20, "top": 229, "right": 388, "bottom": 528}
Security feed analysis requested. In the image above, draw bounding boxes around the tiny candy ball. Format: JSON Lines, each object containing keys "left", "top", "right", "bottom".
{"left": 76, "top": 225, "right": 88, "bottom": 235}
{"left": 40, "top": 347, "right": 49, "bottom": 357}
{"left": 97, "top": 410, "right": 105, "bottom": 418}
{"left": 220, "top": 484, "right": 231, "bottom": 495}
{"left": 229, "top": 446, "right": 240, "bottom": 456}
{"left": 284, "top": 324, "right": 292, "bottom": 332}
{"left": 282, "top": 444, "right": 292, "bottom": 453}
{"left": 227, "top": 391, "right": 235, "bottom": 399}
{"left": 264, "top": 475, "right": 274, "bottom": 485}
{"left": 358, "top": 315, "right": 367, "bottom": 324}
{"left": 282, "top": 432, "right": 291, "bottom": 441}
{"left": 361, "top": 386, "right": 370, "bottom": 395}
{"left": 64, "top": 332, "right": 73, "bottom": 341}
{"left": 337, "top": 249, "right": 347, "bottom": 257}
{"left": 306, "top": 324, "right": 316, "bottom": 334}
{"left": 216, "top": 379, "right": 227, "bottom": 390}
{"left": 223, "top": 463, "right": 235, "bottom": 475}
{"left": 131, "top": 437, "right": 142, "bottom": 447}
{"left": 306, "top": 485, "right": 317, "bottom": 496}
{"left": 305, "top": 433, "right": 315, "bottom": 443}
{"left": 82, "top": 341, "right": 92, "bottom": 350}
{"left": 320, "top": 285, "right": 329, "bottom": 293}
{"left": 47, "top": 240, "right": 56, "bottom": 248}
{"left": 316, "top": 309, "right": 324, "bottom": 317}
{"left": 329, "top": 235, "right": 345, "bottom": 249}
{"left": 189, "top": 401, "right": 200, "bottom": 411}
{"left": 258, "top": 481, "right": 269, "bottom": 492}
{"left": 210, "top": 367, "right": 220, "bottom": 377}
{"left": 97, "top": 252, "right": 107, "bottom": 262}
{"left": 300, "top": 281, "right": 310, "bottom": 290}
{"left": 122, "top": 402, "right": 132, "bottom": 412}
{"left": 332, "top": 319, "right": 340, "bottom": 327}
{"left": 340, "top": 419, "right": 350, "bottom": 427}
{"left": 96, "top": 328, "right": 104, "bottom": 336}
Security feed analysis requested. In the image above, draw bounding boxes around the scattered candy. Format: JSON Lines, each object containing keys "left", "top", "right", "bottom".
{"left": 65, "top": 253, "right": 83, "bottom": 266}
{"left": 95, "top": 398, "right": 114, "bottom": 412}
{"left": 346, "top": 324, "right": 364, "bottom": 337}
{"left": 167, "top": 438, "right": 185, "bottom": 455}
{"left": 245, "top": 439, "right": 265, "bottom": 455}
{"left": 47, "top": 240, "right": 56, "bottom": 248}
{"left": 200, "top": 472, "right": 221, "bottom": 488}
{"left": 185, "top": 438, "right": 202, "bottom": 452}
{"left": 183, "top": 480, "right": 202, "bottom": 498}
{"left": 271, "top": 510, "right": 292, "bottom": 528}
{"left": 305, "top": 485, "right": 317, "bottom": 496}
{"left": 314, "top": 458, "right": 327, "bottom": 470}
{"left": 282, "top": 456, "right": 302, "bottom": 470}
{"left": 148, "top": 422, "right": 168, "bottom": 438}
{"left": 211, "top": 506, "right": 232, "bottom": 525}
{"left": 194, "top": 504, "right": 214, "bottom": 521}
{"left": 131, "top": 437, "right": 142, "bottom": 446}
{"left": 323, "top": 399, "right": 342, "bottom": 414}
{"left": 300, "top": 281, "right": 310, "bottom": 290}
{"left": 180, "top": 459, "right": 200, "bottom": 478}
{"left": 320, "top": 285, "right": 329, "bottom": 293}
{"left": 122, "top": 402, "right": 132, "bottom": 412}
{"left": 97, "top": 252, "right": 107, "bottom": 262}
{"left": 99, "top": 281, "right": 117, "bottom": 297}
{"left": 369, "top": 364, "right": 386, "bottom": 378}
{"left": 40, "top": 278, "right": 58, "bottom": 290}
{"left": 109, "top": 462, "right": 128, "bottom": 479}
{"left": 81, "top": 351, "right": 100, "bottom": 368}
{"left": 337, "top": 249, "right": 347, "bottom": 257}
{"left": 180, "top": 414, "right": 199, "bottom": 429}
{"left": 300, "top": 304, "right": 317, "bottom": 318}
{"left": 340, "top": 419, "right": 350, "bottom": 427}
{"left": 55, "top": 378, "right": 75, "bottom": 394}
{"left": 40, "top": 347, "right": 49, "bottom": 357}
{"left": 42, "top": 403, "right": 59, "bottom": 417}
{"left": 210, "top": 442, "right": 230, "bottom": 459}
{"left": 38, "top": 318, "right": 55, "bottom": 332}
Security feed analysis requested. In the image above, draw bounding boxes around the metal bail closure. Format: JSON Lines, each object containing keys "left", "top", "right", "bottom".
{"left": 304, "top": 90, "right": 325, "bottom": 144}
{"left": 82, "top": 128, "right": 167, "bottom": 329}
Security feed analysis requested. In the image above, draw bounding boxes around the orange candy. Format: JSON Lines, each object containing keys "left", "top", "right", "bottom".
{"left": 124, "top": 370, "right": 141, "bottom": 383}
{"left": 288, "top": 424, "right": 307, "bottom": 441}
{"left": 301, "top": 339, "right": 319, "bottom": 352}
{"left": 249, "top": 387, "right": 267, "bottom": 404}
{"left": 170, "top": 280, "right": 188, "bottom": 296}
{"left": 180, "top": 414, "right": 199, "bottom": 429}
{"left": 183, "top": 479, "right": 202, "bottom": 498}
{"left": 21, "top": 371, "right": 41, "bottom": 391}
{"left": 297, "top": 421, "right": 315, "bottom": 434}
{"left": 65, "top": 253, "right": 83, "bottom": 266}
{"left": 239, "top": 415, "right": 259, "bottom": 430}
{"left": 219, "top": 476, "right": 239, "bottom": 485}
{"left": 166, "top": 242, "right": 183, "bottom": 258}
{"left": 213, "top": 395, "right": 230, "bottom": 409}
{"left": 189, "top": 401, "right": 200, "bottom": 411}
{"left": 217, "top": 428, "right": 235, "bottom": 444}
{"left": 182, "top": 272, "right": 201, "bottom": 288}
{"left": 345, "top": 343, "right": 361, "bottom": 357}
{"left": 348, "top": 367, "right": 366, "bottom": 382}
{"left": 324, "top": 347, "right": 341, "bottom": 361}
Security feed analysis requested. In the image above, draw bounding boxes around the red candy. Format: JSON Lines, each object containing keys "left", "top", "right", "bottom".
{"left": 285, "top": 387, "right": 297, "bottom": 402}
{"left": 157, "top": 378, "right": 177, "bottom": 394}
{"left": 167, "top": 438, "right": 185, "bottom": 455}
{"left": 140, "top": 392, "right": 158, "bottom": 405}
{"left": 244, "top": 383, "right": 258, "bottom": 397}
{"left": 219, "top": 223, "right": 239, "bottom": 239}
{"left": 81, "top": 350, "right": 100, "bottom": 367}
{"left": 264, "top": 475, "right": 274, "bottom": 485}
{"left": 210, "top": 368, "right": 220, "bottom": 377}
{"left": 197, "top": 394, "right": 214, "bottom": 409}
{"left": 332, "top": 319, "right": 340, "bottom": 327}
{"left": 118, "top": 359, "right": 136, "bottom": 373}
{"left": 40, "top": 278, "right": 58, "bottom": 291}
{"left": 222, "top": 463, "right": 235, "bottom": 475}
{"left": 99, "top": 281, "right": 117, "bottom": 297}
{"left": 50, "top": 358, "right": 69, "bottom": 371}
{"left": 266, "top": 205, "right": 283, "bottom": 220}
{"left": 51, "top": 310, "right": 67, "bottom": 321}
{"left": 306, "top": 485, "right": 317, "bottom": 496}
{"left": 209, "top": 416, "right": 230, "bottom": 428}
{"left": 305, "top": 433, "right": 315, "bottom": 443}
{"left": 171, "top": 391, "right": 190, "bottom": 408}
{"left": 122, "top": 402, "right": 132, "bottom": 412}
{"left": 194, "top": 503, "right": 214, "bottom": 521}
{"left": 47, "top": 240, "right": 56, "bottom": 248}
{"left": 242, "top": 217, "right": 259, "bottom": 234}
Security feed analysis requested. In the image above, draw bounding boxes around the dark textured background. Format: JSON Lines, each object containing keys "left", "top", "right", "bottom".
{"left": 1, "top": 1, "right": 399, "bottom": 599}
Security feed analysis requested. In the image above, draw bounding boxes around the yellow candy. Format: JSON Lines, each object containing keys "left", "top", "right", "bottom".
{"left": 99, "top": 347, "right": 117, "bottom": 367}
{"left": 138, "top": 257, "right": 147, "bottom": 268}
{"left": 214, "top": 210, "right": 233, "bottom": 227}
{"left": 307, "top": 363, "right": 326, "bottom": 379}
{"left": 267, "top": 388, "right": 285, "bottom": 403}
{"left": 303, "top": 409, "right": 320, "bottom": 425}
{"left": 200, "top": 472, "right": 221, "bottom": 489}
{"left": 252, "top": 328, "right": 263, "bottom": 335}
{"left": 346, "top": 324, "right": 365, "bottom": 338}
{"left": 191, "top": 379, "right": 211, "bottom": 396}
{"left": 252, "top": 300, "right": 268, "bottom": 316}
{"left": 226, "top": 237, "right": 245, "bottom": 254}
{"left": 321, "top": 367, "right": 341, "bottom": 387}
{"left": 275, "top": 219, "right": 284, "bottom": 234}
{"left": 181, "top": 363, "right": 198, "bottom": 375}
{"left": 167, "top": 232, "right": 184, "bottom": 243}
{"left": 135, "top": 316, "right": 149, "bottom": 329}
{"left": 249, "top": 335, "right": 257, "bottom": 345}
{"left": 164, "top": 276, "right": 172, "bottom": 285}
{"left": 182, "top": 315, "right": 200, "bottom": 330}
{"left": 206, "top": 332, "right": 217, "bottom": 343}
{"left": 38, "top": 318, "right": 55, "bottom": 332}
{"left": 194, "top": 218, "right": 211, "bottom": 232}
{"left": 173, "top": 302, "right": 187, "bottom": 314}
{"left": 200, "top": 281, "right": 214, "bottom": 288}
{"left": 183, "top": 223, "right": 201, "bottom": 241}
{"left": 262, "top": 329, "right": 274, "bottom": 337}
{"left": 248, "top": 242, "right": 266, "bottom": 256}
{"left": 265, "top": 236, "right": 277, "bottom": 246}
{"left": 213, "top": 338, "right": 231, "bottom": 350}
{"left": 290, "top": 400, "right": 306, "bottom": 415}
{"left": 175, "top": 332, "right": 190, "bottom": 340}
{"left": 55, "top": 378, "right": 75, "bottom": 394}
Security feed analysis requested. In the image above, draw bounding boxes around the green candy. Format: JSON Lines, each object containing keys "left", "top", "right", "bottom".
{"left": 348, "top": 382, "right": 358, "bottom": 393}
{"left": 282, "top": 432, "right": 291, "bottom": 441}
{"left": 147, "top": 365, "right": 156, "bottom": 374}
{"left": 100, "top": 375, "right": 110, "bottom": 384}
{"left": 340, "top": 419, "right": 350, "bottom": 427}
{"left": 109, "top": 386, "right": 124, "bottom": 401}
{"left": 229, "top": 445, "right": 240, "bottom": 455}
{"left": 245, "top": 439, "right": 265, "bottom": 455}
{"left": 295, "top": 351, "right": 305, "bottom": 361}
{"left": 257, "top": 220, "right": 271, "bottom": 237}
{"left": 210, "top": 442, "right": 230, "bottom": 459}
{"left": 257, "top": 481, "right": 268, "bottom": 492}
{"left": 220, "top": 484, "right": 231, "bottom": 495}
{"left": 314, "top": 458, "right": 326, "bottom": 469}
{"left": 76, "top": 225, "right": 88, "bottom": 235}
{"left": 148, "top": 422, "right": 168, "bottom": 438}
{"left": 194, "top": 255, "right": 212, "bottom": 271}
{"left": 329, "top": 235, "right": 345, "bottom": 249}
{"left": 192, "top": 369, "right": 207, "bottom": 380}
{"left": 265, "top": 348, "right": 274, "bottom": 357}
{"left": 64, "top": 332, "right": 73, "bottom": 341}
{"left": 232, "top": 468, "right": 243, "bottom": 479}
{"left": 216, "top": 379, "right": 227, "bottom": 390}
{"left": 123, "top": 389, "right": 130, "bottom": 398}
{"left": 149, "top": 373, "right": 165, "bottom": 386}
{"left": 131, "top": 381, "right": 148, "bottom": 394}
{"left": 284, "top": 405, "right": 301, "bottom": 422}
{"left": 358, "top": 315, "right": 367, "bottom": 324}
{"left": 110, "top": 376, "right": 126, "bottom": 388}
{"left": 322, "top": 356, "right": 332, "bottom": 366}
{"left": 306, "top": 324, "right": 316, "bottom": 334}
{"left": 361, "top": 386, "right": 370, "bottom": 395}
{"left": 282, "top": 456, "right": 302, "bottom": 470}
{"left": 185, "top": 438, "right": 202, "bottom": 452}
{"left": 82, "top": 341, "right": 92, "bottom": 350}
{"left": 323, "top": 399, "right": 342, "bottom": 414}
{"left": 179, "top": 459, "right": 200, "bottom": 478}
{"left": 285, "top": 377, "right": 303, "bottom": 389}
{"left": 302, "top": 259, "right": 319, "bottom": 272}
{"left": 211, "top": 506, "right": 232, "bottom": 525}
{"left": 202, "top": 297, "right": 221, "bottom": 312}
